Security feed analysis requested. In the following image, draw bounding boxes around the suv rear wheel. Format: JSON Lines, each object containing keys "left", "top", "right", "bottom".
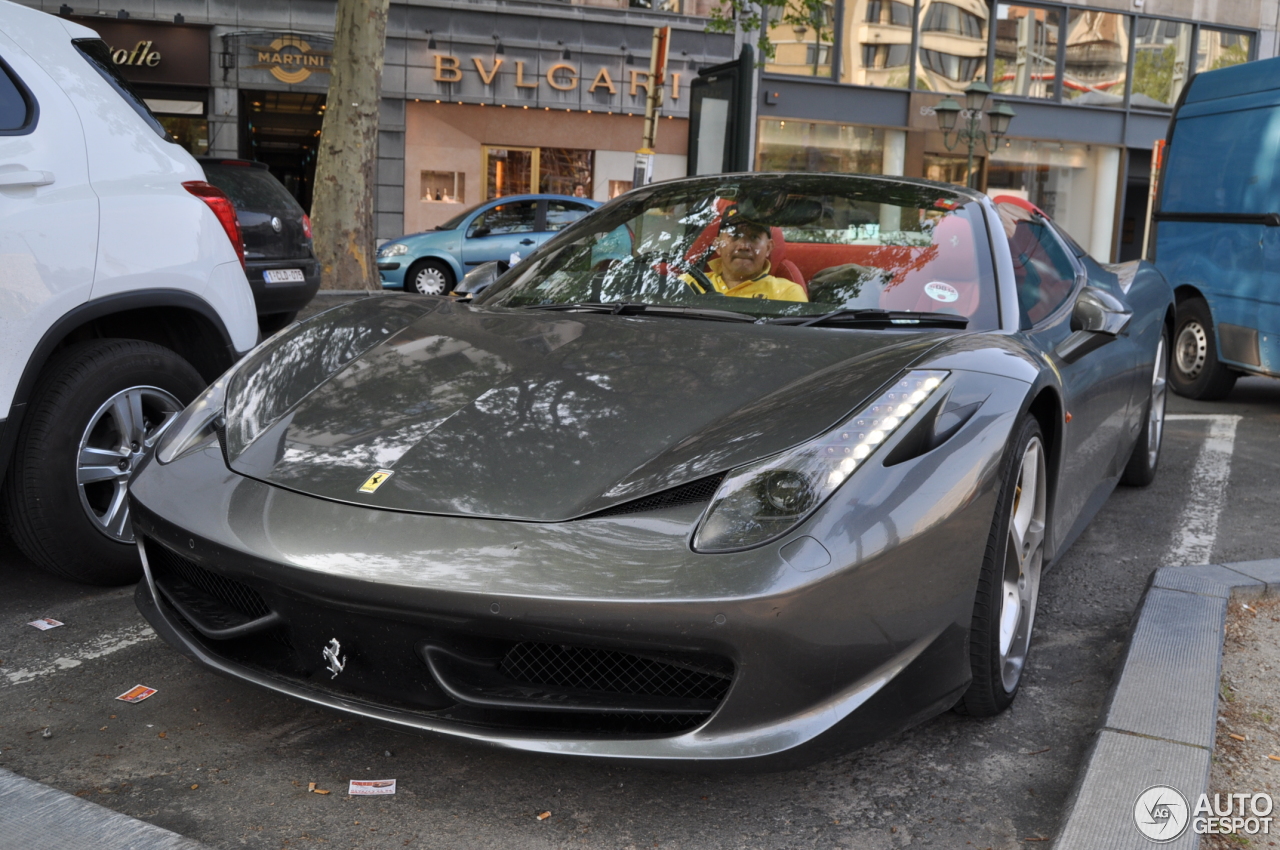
{"left": 3, "top": 340, "right": 205, "bottom": 585}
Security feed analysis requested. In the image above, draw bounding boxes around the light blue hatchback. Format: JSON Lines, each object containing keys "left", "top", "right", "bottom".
{"left": 377, "top": 194, "right": 600, "bottom": 295}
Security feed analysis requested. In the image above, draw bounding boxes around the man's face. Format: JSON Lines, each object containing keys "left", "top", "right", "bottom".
{"left": 716, "top": 224, "right": 772, "bottom": 281}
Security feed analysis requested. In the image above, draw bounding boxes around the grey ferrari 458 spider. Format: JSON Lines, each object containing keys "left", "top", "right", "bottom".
{"left": 130, "top": 173, "right": 1172, "bottom": 767}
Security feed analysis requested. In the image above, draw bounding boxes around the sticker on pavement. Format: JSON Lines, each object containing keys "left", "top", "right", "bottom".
{"left": 28, "top": 618, "right": 63, "bottom": 630}
{"left": 349, "top": 779, "right": 396, "bottom": 796}
{"left": 116, "top": 684, "right": 158, "bottom": 703}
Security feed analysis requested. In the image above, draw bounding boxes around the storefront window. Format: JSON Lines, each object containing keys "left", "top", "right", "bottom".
{"left": 916, "top": 0, "right": 989, "bottom": 93}
{"left": 1063, "top": 10, "right": 1129, "bottom": 108}
{"left": 1132, "top": 18, "right": 1192, "bottom": 109}
{"left": 839, "top": 0, "right": 911, "bottom": 87}
{"left": 988, "top": 139, "right": 1120, "bottom": 256}
{"left": 765, "top": 0, "right": 835, "bottom": 78}
{"left": 482, "top": 146, "right": 594, "bottom": 199}
{"left": 994, "top": 5, "right": 1060, "bottom": 100}
{"left": 923, "top": 153, "right": 973, "bottom": 187}
{"left": 157, "top": 115, "right": 208, "bottom": 155}
{"left": 1196, "top": 28, "right": 1251, "bottom": 74}
{"left": 756, "top": 119, "right": 884, "bottom": 173}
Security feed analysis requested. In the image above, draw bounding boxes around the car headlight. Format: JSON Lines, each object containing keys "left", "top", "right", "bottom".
{"left": 155, "top": 374, "right": 227, "bottom": 464}
{"left": 692, "top": 371, "right": 949, "bottom": 553}
{"left": 379, "top": 243, "right": 409, "bottom": 257}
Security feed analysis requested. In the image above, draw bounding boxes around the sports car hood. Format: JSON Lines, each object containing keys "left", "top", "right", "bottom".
{"left": 224, "top": 296, "right": 948, "bottom": 520}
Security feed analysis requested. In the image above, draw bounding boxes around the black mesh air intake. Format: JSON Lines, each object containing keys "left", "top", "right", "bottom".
{"left": 499, "top": 643, "right": 733, "bottom": 702}
{"left": 588, "top": 473, "right": 725, "bottom": 518}
{"left": 146, "top": 541, "right": 270, "bottom": 621}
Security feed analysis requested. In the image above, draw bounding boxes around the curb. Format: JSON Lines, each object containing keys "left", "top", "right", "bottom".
{"left": 0, "top": 767, "right": 212, "bottom": 849}
{"left": 1052, "top": 559, "right": 1280, "bottom": 850}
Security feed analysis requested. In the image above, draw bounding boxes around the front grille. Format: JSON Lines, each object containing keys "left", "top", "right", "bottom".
{"left": 589, "top": 473, "right": 726, "bottom": 518}
{"left": 146, "top": 542, "right": 270, "bottom": 621}
{"left": 500, "top": 642, "right": 733, "bottom": 702}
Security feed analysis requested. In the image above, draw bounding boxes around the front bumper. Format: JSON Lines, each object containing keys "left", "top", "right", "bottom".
{"left": 128, "top": 430, "right": 1006, "bottom": 765}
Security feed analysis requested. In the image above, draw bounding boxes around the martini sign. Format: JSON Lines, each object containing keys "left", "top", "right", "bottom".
{"left": 250, "top": 35, "right": 332, "bottom": 84}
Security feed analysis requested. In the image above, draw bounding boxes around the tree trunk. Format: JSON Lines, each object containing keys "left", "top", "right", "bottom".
{"left": 311, "top": 0, "right": 390, "bottom": 291}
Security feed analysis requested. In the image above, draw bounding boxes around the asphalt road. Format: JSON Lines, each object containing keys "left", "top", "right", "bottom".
{"left": 1, "top": 376, "right": 1277, "bottom": 850}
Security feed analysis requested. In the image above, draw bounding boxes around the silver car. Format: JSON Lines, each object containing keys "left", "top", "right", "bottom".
{"left": 129, "top": 174, "right": 1172, "bottom": 766}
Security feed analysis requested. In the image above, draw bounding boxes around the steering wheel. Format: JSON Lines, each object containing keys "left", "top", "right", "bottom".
{"left": 683, "top": 265, "right": 719, "bottom": 295}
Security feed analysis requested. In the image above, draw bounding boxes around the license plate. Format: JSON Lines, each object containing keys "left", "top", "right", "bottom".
{"left": 264, "top": 268, "right": 305, "bottom": 283}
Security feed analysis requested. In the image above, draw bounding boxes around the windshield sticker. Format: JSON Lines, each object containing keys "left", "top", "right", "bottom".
{"left": 925, "top": 281, "right": 960, "bottom": 303}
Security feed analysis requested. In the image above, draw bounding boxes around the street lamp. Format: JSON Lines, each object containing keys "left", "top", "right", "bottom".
{"left": 935, "top": 81, "right": 1016, "bottom": 189}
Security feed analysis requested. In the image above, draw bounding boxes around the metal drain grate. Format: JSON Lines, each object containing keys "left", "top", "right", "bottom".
{"left": 146, "top": 541, "right": 270, "bottom": 621}
{"left": 500, "top": 643, "right": 732, "bottom": 702}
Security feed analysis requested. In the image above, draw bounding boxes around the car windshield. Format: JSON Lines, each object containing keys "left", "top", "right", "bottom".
{"left": 478, "top": 175, "right": 999, "bottom": 329}
{"left": 436, "top": 202, "right": 486, "bottom": 231}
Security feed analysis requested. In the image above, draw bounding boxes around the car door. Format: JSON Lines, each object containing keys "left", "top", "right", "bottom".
{"left": 1006, "top": 207, "right": 1135, "bottom": 541}
{"left": 0, "top": 34, "right": 98, "bottom": 419}
{"left": 460, "top": 199, "right": 539, "bottom": 267}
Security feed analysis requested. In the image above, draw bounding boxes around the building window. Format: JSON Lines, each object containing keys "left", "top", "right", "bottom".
{"left": 1063, "top": 10, "right": 1129, "bottom": 108}
{"left": 421, "top": 170, "right": 465, "bottom": 204}
{"left": 1196, "top": 28, "right": 1251, "bottom": 73}
{"left": 1132, "top": 18, "right": 1193, "bottom": 109}
{"left": 916, "top": 0, "right": 988, "bottom": 93}
{"left": 765, "top": 0, "right": 835, "bottom": 78}
{"left": 993, "top": 4, "right": 1060, "bottom": 99}
{"left": 843, "top": 0, "right": 912, "bottom": 87}
{"left": 756, "top": 119, "right": 885, "bottom": 174}
{"left": 922, "top": 2, "right": 984, "bottom": 39}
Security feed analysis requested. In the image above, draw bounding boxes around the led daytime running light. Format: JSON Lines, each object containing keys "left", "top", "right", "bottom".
{"left": 692, "top": 371, "right": 949, "bottom": 552}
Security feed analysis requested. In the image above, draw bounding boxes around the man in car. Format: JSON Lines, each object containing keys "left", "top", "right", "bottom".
{"left": 683, "top": 217, "right": 807, "bottom": 302}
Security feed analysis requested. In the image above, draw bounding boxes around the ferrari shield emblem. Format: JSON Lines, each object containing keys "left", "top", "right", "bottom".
{"left": 358, "top": 469, "right": 394, "bottom": 493}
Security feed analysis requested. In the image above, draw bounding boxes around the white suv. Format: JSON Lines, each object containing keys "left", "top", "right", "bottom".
{"left": 0, "top": 1, "right": 258, "bottom": 585}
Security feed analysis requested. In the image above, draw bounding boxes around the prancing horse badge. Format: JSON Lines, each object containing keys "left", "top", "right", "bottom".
{"left": 358, "top": 469, "right": 394, "bottom": 493}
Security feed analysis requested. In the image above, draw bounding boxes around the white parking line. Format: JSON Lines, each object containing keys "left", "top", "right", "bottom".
{"left": 1163, "top": 414, "right": 1242, "bottom": 567}
{"left": 2, "top": 624, "right": 156, "bottom": 687}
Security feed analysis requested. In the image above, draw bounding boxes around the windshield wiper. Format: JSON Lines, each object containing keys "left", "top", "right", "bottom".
{"left": 523, "top": 302, "right": 759, "bottom": 323}
{"left": 766, "top": 308, "right": 969, "bottom": 329}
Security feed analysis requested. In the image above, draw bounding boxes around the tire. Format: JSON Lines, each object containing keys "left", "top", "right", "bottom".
{"left": 1170, "top": 297, "right": 1237, "bottom": 400}
{"left": 404, "top": 259, "right": 454, "bottom": 296}
{"left": 955, "top": 416, "right": 1046, "bottom": 717}
{"left": 258, "top": 311, "right": 299, "bottom": 335}
{"left": 2, "top": 340, "right": 205, "bottom": 585}
{"left": 1121, "top": 327, "right": 1169, "bottom": 487}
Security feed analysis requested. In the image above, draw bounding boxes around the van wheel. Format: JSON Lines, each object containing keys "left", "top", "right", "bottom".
{"left": 2, "top": 340, "right": 205, "bottom": 585}
{"left": 1170, "top": 297, "right": 1237, "bottom": 400}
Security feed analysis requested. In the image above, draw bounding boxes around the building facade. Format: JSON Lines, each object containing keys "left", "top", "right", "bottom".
{"left": 30, "top": 0, "right": 734, "bottom": 241}
{"left": 21, "top": 0, "right": 1278, "bottom": 258}
{"left": 757, "top": 0, "right": 1278, "bottom": 261}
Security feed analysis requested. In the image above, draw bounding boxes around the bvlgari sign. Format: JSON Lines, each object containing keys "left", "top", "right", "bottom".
{"left": 430, "top": 53, "right": 681, "bottom": 100}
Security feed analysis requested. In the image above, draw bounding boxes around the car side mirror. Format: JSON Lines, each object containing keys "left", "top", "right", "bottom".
{"left": 1055, "top": 285, "right": 1132, "bottom": 364}
{"left": 469, "top": 226, "right": 491, "bottom": 238}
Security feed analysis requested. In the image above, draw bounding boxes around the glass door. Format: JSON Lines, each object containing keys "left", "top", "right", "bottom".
{"left": 484, "top": 146, "right": 536, "bottom": 199}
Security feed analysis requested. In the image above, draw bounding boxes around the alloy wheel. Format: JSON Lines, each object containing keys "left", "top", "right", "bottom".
{"left": 998, "top": 436, "right": 1046, "bottom": 693}
{"left": 1175, "top": 320, "right": 1207, "bottom": 379}
{"left": 1146, "top": 335, "right": 1168, "bottom": 469}
{"left": 77, "top": 386, "right": 183, "bottom": 542}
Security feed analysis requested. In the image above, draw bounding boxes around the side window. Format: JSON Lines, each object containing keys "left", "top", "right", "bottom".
{"left": 1005, "top": 214, "right": 1078, "bottom": 327}
{"left": 545, "top": 201, "right": 594, "bottom": 232}
{"left": 72, "top": 39, "right": 169, "bottom": 142}
{"left": 468, "top": 202, "right": 537, "bottom": 237}
{"left": 0, "top": 58, "right": 34, "bottom": 133}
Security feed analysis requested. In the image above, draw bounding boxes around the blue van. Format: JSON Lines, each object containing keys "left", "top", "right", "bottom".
{"left": 1153, "top": 56, "right": 1280, "bottom": 399}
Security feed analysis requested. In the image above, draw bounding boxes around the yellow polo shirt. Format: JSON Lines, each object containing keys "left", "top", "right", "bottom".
{"left": 682, "top": 258, "right": 808, "bottom": 302}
